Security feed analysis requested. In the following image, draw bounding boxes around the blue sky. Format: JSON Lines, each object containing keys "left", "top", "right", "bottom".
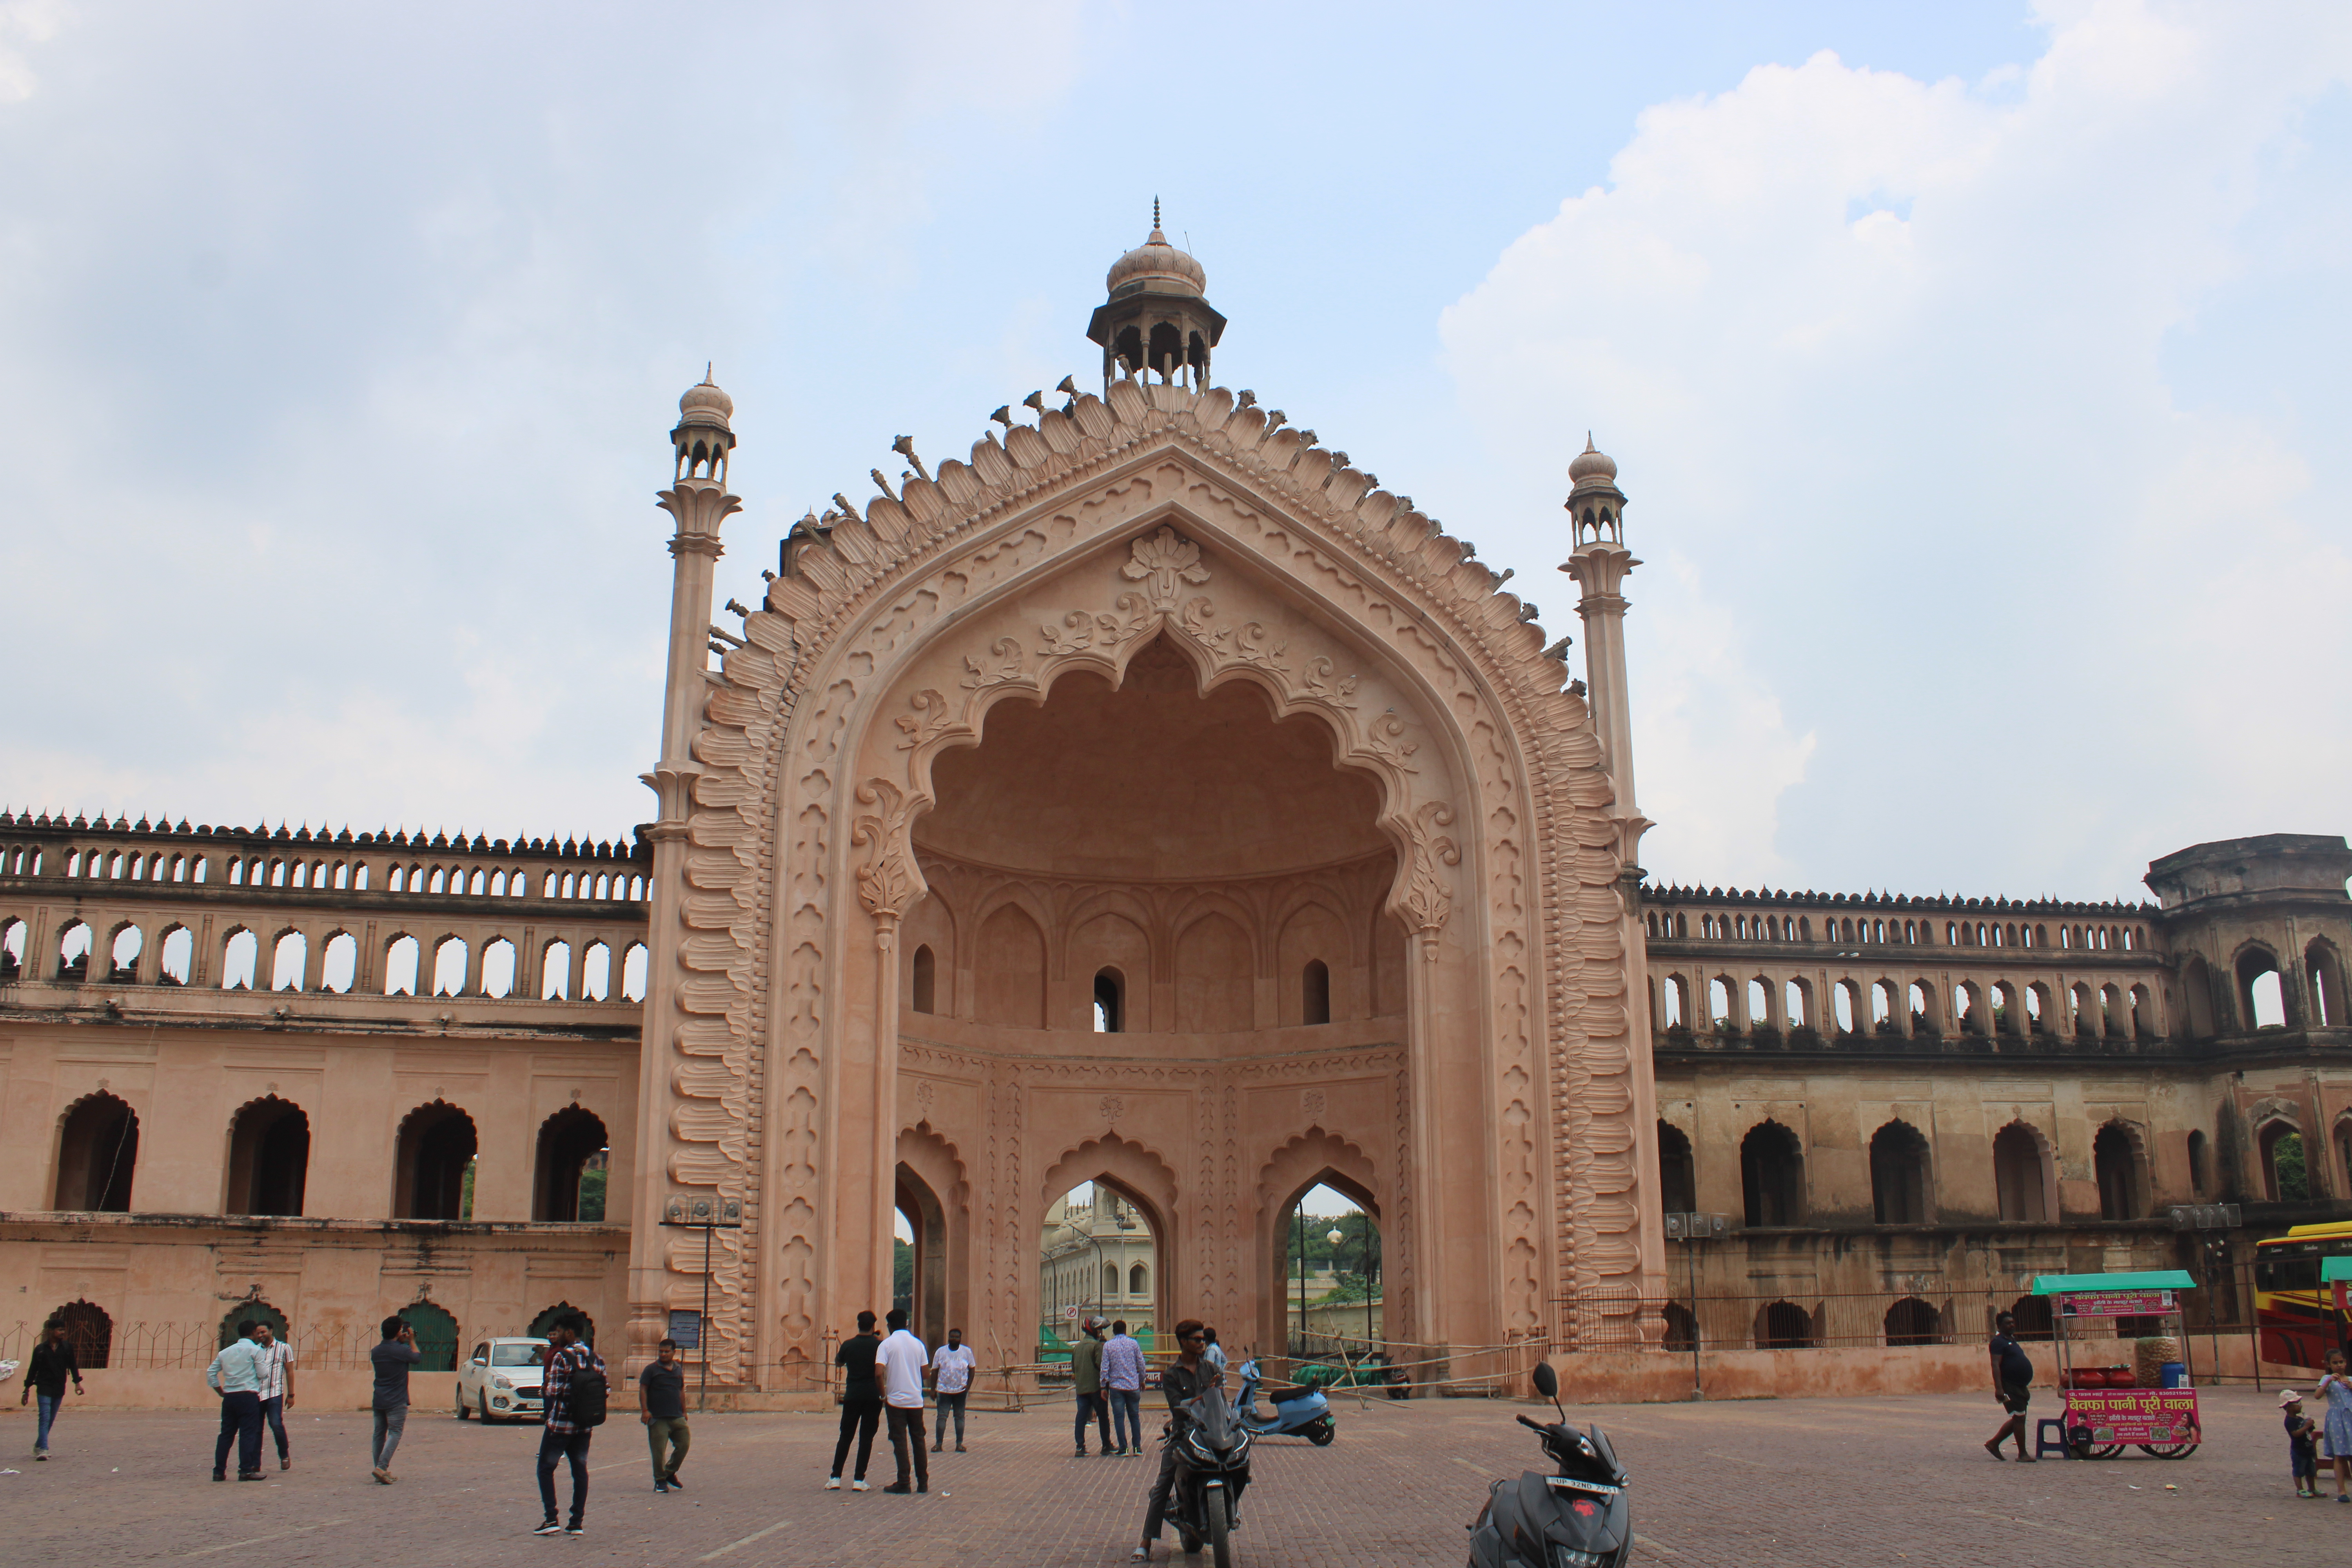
{"left": 3, "top": 1, "right": 2347, "bottom": 904}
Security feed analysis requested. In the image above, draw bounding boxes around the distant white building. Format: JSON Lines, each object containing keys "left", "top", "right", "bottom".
{"left": 1039, "top": 1188, "right": 1157, "bottom": 1349}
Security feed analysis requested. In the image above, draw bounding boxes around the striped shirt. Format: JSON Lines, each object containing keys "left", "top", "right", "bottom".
{"left": 254, "top": 1341, "right": 294, "bottom": 1400}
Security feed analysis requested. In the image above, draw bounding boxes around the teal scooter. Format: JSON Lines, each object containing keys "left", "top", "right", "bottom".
{"left": 1233, "top": 1358, "right": 1336, "bottom": 1446}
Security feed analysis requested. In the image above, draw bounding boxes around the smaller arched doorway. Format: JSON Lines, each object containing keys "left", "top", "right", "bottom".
{"left": 226, "top": 1097, "right": 310, "bottom": 1216}
{"left": 534, "top": 1107, "right": 609, "bottom": 1223}
{"left": 54, "top": 1093, "right": 139, "bottom": 1212}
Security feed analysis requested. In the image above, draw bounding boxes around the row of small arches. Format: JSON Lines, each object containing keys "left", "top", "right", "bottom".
{"left": 50, "top": 1091, "right": 613, "bottom": 1223}
{"left": 1649, "top": 909, "right": 2145, "bottom": 952}
{"left": 1657, "top": 971, "right": 2164, "bottom": 1042}
{"left": 31, "top": 1297, "right": 598, "bottom": 1372}
{"left": 0, "top": 843, "right": 646, "bottom": 903}
{"left": 1657, "top": 1294, "right": 2061, "bottom": 1352}
{"left": 2, "top": 918, "right": 645, "bottom": 1001}
{"left": 1656, "top": 1114, "right": 2156, "bottom": 1228}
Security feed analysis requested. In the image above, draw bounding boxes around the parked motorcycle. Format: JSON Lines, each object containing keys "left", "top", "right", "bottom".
{"left": 1164, "top": 1381, "right": 1254, "bottom": 1567}
{"left": 1465, "top": 1362, "right": 1632, "bottom": 1568}
{"left": 1233, "top": 1357, "right": 1337, "bottom": 1446}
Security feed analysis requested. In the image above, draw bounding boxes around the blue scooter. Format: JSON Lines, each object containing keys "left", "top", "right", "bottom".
{"left": 1233, "top": 1357, "right": 1337, "bottom": 1446}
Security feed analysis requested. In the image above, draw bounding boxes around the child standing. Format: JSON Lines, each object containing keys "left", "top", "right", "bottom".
{"left": 2283, "top": 1390, "right": 2321, "bottom": 1498}
{"left": 2316, "top": 1350, "right": 2352, "bottom": 1503}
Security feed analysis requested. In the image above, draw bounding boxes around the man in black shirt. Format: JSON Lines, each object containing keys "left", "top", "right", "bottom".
{"left": 368, "top": 1317, "right": 422, "bottom": 1483}
{"left": 1984, "top": 1311, "right": 2037, "bottom": 1462}
{"left": 20, "top": 1318, "right": 84, "bottom": 1459}
{"left": 640, "top": 1337, "right": 691, "bottom": 1493}
{"left": 1133, "top": 1319, "right": 1210, "bottom": 1562}
{"left": 827, "top": 1310, "right": 882, "bottom": 1491}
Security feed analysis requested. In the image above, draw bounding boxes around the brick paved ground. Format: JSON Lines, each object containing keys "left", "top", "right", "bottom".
{"left": 0, "top": 1385, "right": 2301, "bottom": 1566}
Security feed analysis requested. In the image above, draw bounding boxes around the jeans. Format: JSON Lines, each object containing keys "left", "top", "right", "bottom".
{"left": 831, "top": 1397, "right": 881, "bottom": 1479}
{"left": 214, "top": 1391, "right": 263, "bottom": 1477}
{"left": 645, "top": 1415, "right": 690, "bottom": 1482}
{"left": 886, "top": 1404, "right": 929, "bottom": 1487}
{"left": 1142, "top": 1430, "right": 1183, "bottom": 1541}
{"left": 33, "top": 1392, "right": 61, "bottom": 1452}
{"left": 1107, "top": 1387, "right": 1142, "bottom": 1452}
{"left": 1074, "top": 1390, "right": 1111, "bottom": 1452}
{"left": 260, "top": 1394, "right": 289, "bottom": 1462}
{"left": 370, "top": 1403, "right": 408, "bottom": 1470}
{"left": 537, "top": 1428, "right": 593, "bottom": 1525}
{"left": 933, "top": 1390, "right": 967, "bottom": 1447}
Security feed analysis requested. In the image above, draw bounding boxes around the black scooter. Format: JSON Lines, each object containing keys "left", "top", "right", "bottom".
{"left": 1164, "top": 1382, "right": 1253, "bottom": 1567}
{"left": 1466, "top": 1362, "right": 1632, "bottom": 1568}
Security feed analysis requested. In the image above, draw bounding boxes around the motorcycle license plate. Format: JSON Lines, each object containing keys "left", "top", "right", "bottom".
{"left": 1545, "top": 1477, "right": 1620, "bottom": 1499}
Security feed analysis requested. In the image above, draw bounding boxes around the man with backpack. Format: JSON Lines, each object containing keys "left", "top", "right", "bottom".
{"left": 532, "top": 1314, "right": 608, "bottom": 1537}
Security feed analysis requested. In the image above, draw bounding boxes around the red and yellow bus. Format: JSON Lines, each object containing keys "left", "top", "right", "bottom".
{"left": 2255, "top": 1221, "right": 2352, "bottom": 1368}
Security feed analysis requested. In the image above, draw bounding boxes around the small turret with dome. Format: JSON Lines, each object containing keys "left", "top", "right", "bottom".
{"left": 670, "top": 365, "right": 737, "bottom": 484}
{"left": 1086, "top": 201, "right": 1226, "bottom": 391}
{"left": 1565, "top": 434, "right": 1623, "bottom": 546}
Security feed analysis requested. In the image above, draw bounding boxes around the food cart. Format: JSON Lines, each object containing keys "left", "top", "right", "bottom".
{"left": 2030, "top": 1269, "right": 2200, "bottom": 1460}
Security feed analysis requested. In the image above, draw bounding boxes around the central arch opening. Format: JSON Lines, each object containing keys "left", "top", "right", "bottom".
{"left": 902, "top": 634, "right": 1406, "bottom": 1041}
{"left": 1040, "top": 1180, "right": 1161, "bottom": 1361}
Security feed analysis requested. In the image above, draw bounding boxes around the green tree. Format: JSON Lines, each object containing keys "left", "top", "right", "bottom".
{"left": 577, "top": 1166, "right": 607, "bottom": 1222}
{"left": 2274, "top": 1133, "right": 2309, "bottom": 1201}
{"left": 1284, "top": 1209, "right": 1381, "bottom": 1283}
{"left": 893, "top": 1238, "right": 913, "bottom": 1318}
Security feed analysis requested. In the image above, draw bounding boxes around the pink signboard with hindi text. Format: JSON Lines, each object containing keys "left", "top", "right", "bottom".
{"left": 2056, "top": 1290, "right": 2173, "bottom": 1318}
{"left": 2062, "top": 1389, "right": 2198, "bottom": 1445}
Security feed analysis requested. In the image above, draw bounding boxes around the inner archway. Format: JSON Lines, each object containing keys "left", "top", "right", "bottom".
{"left": 1039, "top": 1179, "right": 1161, "bottom": 1359}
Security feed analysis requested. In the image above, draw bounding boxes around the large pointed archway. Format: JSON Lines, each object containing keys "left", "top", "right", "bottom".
{"left": 624, "top": 311, "right": 1661, "bottom": 1395}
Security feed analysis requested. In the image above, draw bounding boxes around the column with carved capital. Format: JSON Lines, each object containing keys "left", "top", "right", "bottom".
{"left": 625, "top": 374, "right": 742, "bottom": 1381}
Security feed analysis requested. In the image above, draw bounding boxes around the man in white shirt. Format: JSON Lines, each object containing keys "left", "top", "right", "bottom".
{"left": 928, "top": 1328, "right": 978, "bottom": 1454}
{"left": 252, "top": 1321, "right": 297, "bottom": 1472}
{"left": 875, "top": 1308, "right": 929, "bottom": 1494}
{"left": 204, "top": 1321, "right": 270, "bottom": 1481}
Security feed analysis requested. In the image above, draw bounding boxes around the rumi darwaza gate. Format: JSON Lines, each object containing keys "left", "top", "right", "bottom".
{"left": 3, "top": 223, "right": 2350, "bottom": 1403}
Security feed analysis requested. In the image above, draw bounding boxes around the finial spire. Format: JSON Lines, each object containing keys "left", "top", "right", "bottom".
{"left": 1153, "top": 196, "right": 1161, "bottom": 232}
{"left": 703, "top": 361, "right": 713, "bottom": 385}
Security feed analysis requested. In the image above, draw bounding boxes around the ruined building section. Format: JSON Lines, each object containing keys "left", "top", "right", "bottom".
{"left": 0, "top": 813, "right": 650, "bottom": 1367}
{"left": 1640, "top": 832, "right": 2352, "bottom": 1334}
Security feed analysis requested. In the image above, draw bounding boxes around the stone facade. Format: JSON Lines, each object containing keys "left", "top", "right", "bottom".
{"left": 3, "top": 227, "right": 2343, "bottom": 1400}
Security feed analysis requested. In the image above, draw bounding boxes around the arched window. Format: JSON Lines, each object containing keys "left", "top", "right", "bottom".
{"left": 270, "top": 930, "right": 306, "bottom": 992}
{"left": 2006, "top": 1294, "right": 2054, "bottom": 1340}
{"left": 1130, "top": 1262, "right": 1149, "bottom": 1295}
{"left": 430, "top": 936, "right": 469, "bottom": 997}
{"left": 528, "top": 1302, "right": 597, "bottom": 1347}
{"left": 1883, "top": 1297, "right": 1945, "bottom": 1346}
{"left": 479, "top": 938, "right": 517, "bottom": 999}
{"left": 219, "top": 1300, "right": 290, "bottom": 1348}
{"left": 1661, "top": 974, "right": 1687, "bottom": 1029}
{"left": 1907, "top": 981, "right": 1934, "bottom": 1036}
{"left": 534, "top": 1107, "right": 610, "bottom": 1223}
{"left": 0, "top": 916, "right": 24, "bottom": 980}
{"left": 2093, "top": 1123, "right": 2142, "bottom": 1220}
{"left": 55, "top": 919, "right": 92, "bottom": 982}
{"left": 2308, "top": 940, "right": 2345, "bottom": 1029}
{"left": 1094, "top": 969, "right": 1123, "bottom": 1034}
{"left": 910, "top": 945, "right": 936, "bottom": 1015}
{"left": 621, "top": 942, "right": 648, "bottom": 1001}
{"left": 54, "top": 1092, "right": 139, "bottom": 1211}
{"left": 1103, "top": 1262, "right": 1120, "bottom": 1299}
{"left": 399, "top": 1300, "right": 461, "bottom": 1371}
{"left": 1993, "top": 1123, "right": 2048, "bottom": 1222}
{"left": 382, "top": 934, "right": 420, "bottom": 996}
{"left": 1657, "top": 1120, "right": 1697, "bottom": 1215}
{"left": 2260, "top": 1122, "right": 2308, "bottom": 1202}
{"left": 392, "top": 1102, "right": 477, "bottom": 1220}
{"left": 48, "top": 1300, "right": 113, "bottom": 1368}
{"left": 2241, "top": 947, "right": 2288, "bottom": 1030}
{"left": 1753, "top": 1300, "right": 1813, "bottom": 1348}
{"left": 1740, "top": 1122, "right": 1804, "bottom": 1227}
{"left": 2187, "top": 1129, "right": 2210, "bottom": 1195}
{"left": 1871, "top": 980, "right": 1898, "bottom": 1034}
{"left": 1660, "top": 1301, "right": 1697, "bottom": 1352}
{"left": 226, "top": 1097, "right": 310, "bottom": 1216}
{"left": 1301, "top": 959, "right": 1331, "bottom": 1025}
{"left": 108, "top": 924, "right": 143, "bottom": 982}
{"left": 541, "top": 940, "right": 572, "bottom": 1000}
{"left": 582, "top": 941, "right": 612, "bottom": 1002}
{"left": 321, "top": 932, "right": 358, "bottom": 993}
{"left": 218, "top": 927, "right": 258, "bottom": 990}
{"left": 1869, "top": 1121, "right": 1931, "bottom": 1225}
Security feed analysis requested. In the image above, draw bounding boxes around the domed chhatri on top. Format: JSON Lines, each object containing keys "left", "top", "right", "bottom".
{"left": 1105, "top": 200, "right": 1208, "bottom": 300}
{"left": 1087, "top": 201, "right": 1226, "bottom": 392}
{"left": 1567, "top": 433, "right": 1617, "bottom": 487}
{"left": 670, "top": 365, "right": 737, "bottom": 484}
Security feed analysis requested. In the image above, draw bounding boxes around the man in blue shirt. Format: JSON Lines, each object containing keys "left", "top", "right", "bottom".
{"left": 205, "top": 1320, "right": 269, "bottom": 1481}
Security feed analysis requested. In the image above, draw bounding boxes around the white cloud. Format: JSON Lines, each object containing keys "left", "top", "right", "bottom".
{"left": 0, "top": 1, "right": 63, "bottom": 103}
{"left": 1443, "top": 0, "right": 2352, "bottom": 898}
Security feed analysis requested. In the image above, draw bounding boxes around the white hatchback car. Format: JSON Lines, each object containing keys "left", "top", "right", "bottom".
{"left": 455, "top": 1337, "right": 551, "bottom": 1423}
